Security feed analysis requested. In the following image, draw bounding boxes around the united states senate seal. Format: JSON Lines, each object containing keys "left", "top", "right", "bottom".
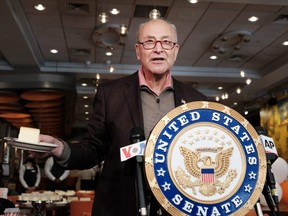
{"left": 144, "top": 101, "right": 266, "bottom": 216}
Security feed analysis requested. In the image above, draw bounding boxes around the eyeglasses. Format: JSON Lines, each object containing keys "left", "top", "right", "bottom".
{"left": 138, "top": 40, "right": 177, "bottom": 50}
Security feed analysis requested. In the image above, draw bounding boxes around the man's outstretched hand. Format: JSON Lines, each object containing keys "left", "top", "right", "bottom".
{"left": 29, "top": 134, "right": 64, "bottom": 159}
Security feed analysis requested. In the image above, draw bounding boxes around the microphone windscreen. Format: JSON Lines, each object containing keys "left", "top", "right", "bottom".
{"left": 254, "top": 126, "right": 267, "bottom": 135}
{"left": 130, "top": 127, "right": 145, "bottom": 143}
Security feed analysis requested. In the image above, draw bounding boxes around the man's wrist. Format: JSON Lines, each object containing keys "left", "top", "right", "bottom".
{"left": 55, "top": 140, "right": 71, "bottom": 167}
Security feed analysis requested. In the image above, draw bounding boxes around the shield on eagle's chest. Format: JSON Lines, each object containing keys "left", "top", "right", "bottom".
{"left": 201, "top": 168, "right": 215, "bottom": 183}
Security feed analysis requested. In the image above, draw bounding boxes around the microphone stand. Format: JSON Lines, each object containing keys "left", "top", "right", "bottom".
{"left": 255, "top": 126, "right": 280, "bottom": 216}
{"left": 254, "top": 199, "right": 264, "bottom": 216}
{"left": 130, "top": 127, "right": 148, "bottom": 216}
{"left": 135, "top": 155, "right": 147, "bottom": 216}
{"left": 262, "top": 184, "right": 278, "bottom": 216}
{"left": 266, "top": 160, "right": 279, "bottom": 207}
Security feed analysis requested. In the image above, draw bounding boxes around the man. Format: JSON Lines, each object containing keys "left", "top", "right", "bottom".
{"left": 40, "top": 18, "right": 206, "bottom": 216}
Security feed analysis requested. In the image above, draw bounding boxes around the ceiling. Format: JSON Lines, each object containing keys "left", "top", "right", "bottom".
{"left": 0, "top": 0, "right": 288, "bottom": 138}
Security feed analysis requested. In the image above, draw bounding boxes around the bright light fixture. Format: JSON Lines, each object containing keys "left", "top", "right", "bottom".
{"left": 149, "top": 9, "right": 161, "bottom": 19}
{"left": 236, "top": 87, "right": 241, "bottom": 94}
{"left": 109, "top": 8, "right": 120, "bottom": 15}
{"left": 50, "top": 49, "right": 58, "bottom": 54}
{"left": 248, "top": 16, "right": 259, "bottom": 22}
{"left": 109, "top": 66, "right": 115, "bottom": 73}
{"left": 98, "top": 12, "right": 109, "bottom": 23}
{"left": 246, "top": 78, "right": 252, "bottom": 85}
{"left": 120, "top": 25, "right": 127, "bottom": 35}
{"left": 34, "top": 4, "right": 46, "bottom": 11}
{"left": 221, "top": 93, "right": 229, "bottom": 100}
{"left": 187, "top": 0, "right": 198, "bottom": 3}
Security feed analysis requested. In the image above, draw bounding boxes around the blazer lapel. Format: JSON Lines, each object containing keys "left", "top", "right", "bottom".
{"left": 123, "top": 72, "right": 144, "bottom": 128}
{"left": 173, "top": 78, "right": 186, "bottom": 106}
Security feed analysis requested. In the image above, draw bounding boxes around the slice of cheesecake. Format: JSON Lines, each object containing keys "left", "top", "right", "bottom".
{"left": 18, "top": 126, "right": 40, "bottom": 144}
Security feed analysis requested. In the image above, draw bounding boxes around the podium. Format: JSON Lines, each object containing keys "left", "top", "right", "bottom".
{"left": 143, "top": 101, "right": 267, "bottom": 216}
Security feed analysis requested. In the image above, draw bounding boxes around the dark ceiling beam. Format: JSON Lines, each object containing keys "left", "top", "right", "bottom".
{"left": 40, "top": 62, "right": 260, "bottom": 81}
{"left": 0, "top": 0, "right": 43, "bottom": 71}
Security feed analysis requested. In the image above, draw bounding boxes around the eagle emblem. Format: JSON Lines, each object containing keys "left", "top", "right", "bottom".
{"left": 175, "top": 146, "right": 237, "bottom": 196}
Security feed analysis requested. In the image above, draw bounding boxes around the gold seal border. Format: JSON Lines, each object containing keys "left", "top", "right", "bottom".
{"left": 144, "top": 101, "right": 267, "bottom": 216}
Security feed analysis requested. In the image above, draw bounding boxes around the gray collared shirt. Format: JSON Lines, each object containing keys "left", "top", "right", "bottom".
{"left": 140, "top": 85, "right": 175, "bottom": 139}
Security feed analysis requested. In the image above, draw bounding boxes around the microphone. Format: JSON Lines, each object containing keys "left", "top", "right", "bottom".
{"left": 255, "top": 126, "right": 279, "bottom": 208}
{"left": 130, "top": 127, "right": 147, "bottom": 216}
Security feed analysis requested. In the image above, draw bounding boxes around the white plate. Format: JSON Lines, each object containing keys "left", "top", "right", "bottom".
{"left": 4, "top": 137, "right": 58, "bottom": 152}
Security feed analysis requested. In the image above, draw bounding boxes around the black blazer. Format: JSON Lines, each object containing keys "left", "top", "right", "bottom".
{"left": 66, "top": 72, "right": 207, "bottom": 216}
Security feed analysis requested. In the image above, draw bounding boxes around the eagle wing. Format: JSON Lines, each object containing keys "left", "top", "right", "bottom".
{"left": 214, "top": 147, "right": 233, "bottom": 178}
{"left": 179, "top": 146, "right": 201, "bottom": 178}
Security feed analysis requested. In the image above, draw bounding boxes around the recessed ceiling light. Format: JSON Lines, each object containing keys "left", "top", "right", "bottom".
{"left": 248, "top": 16, "right": 259, "bottom": 22}
{"left": 109, "top": 66, "right": 115, "bottom": 73}
{"left": 109, "top": 8, "right": 120, "bottom": 15}
{"left": 210, "top": 55, "right": 217, "bottom": 60}
{"left": 282, "top": 41, "right": 288, "bottom": 46}
{"left": 246, "top": 78, "right": 252, "bottom": 85}
{"left": 236, "top": 87, "right": 241, "bottom": 94}
{"left": 83, "top": 96, "right": 88, "bottom": 99}
{"left": 34, "top": 4, "right": 46, "bottom": 11}
{"left": 234, "top": 102, "right": 238, "bottom": 106}
{"left": 218, "top": 86, "right": 223, "bottom": 90}
{"left": 105, "top": 51, "right": 113, "bottom": 56}
{"left": 81, "top": 83, "right": 87, "bottom": 86}
{"left": 187, "top": 0, "right": 198, "bottom": 3}
{"left": 50, "top": 49, "right": 58, "bottom": 54}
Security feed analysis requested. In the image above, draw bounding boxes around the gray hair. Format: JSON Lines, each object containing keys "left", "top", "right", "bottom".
{"left": 136, "top": 18, "right": 178, "bottom": 42}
